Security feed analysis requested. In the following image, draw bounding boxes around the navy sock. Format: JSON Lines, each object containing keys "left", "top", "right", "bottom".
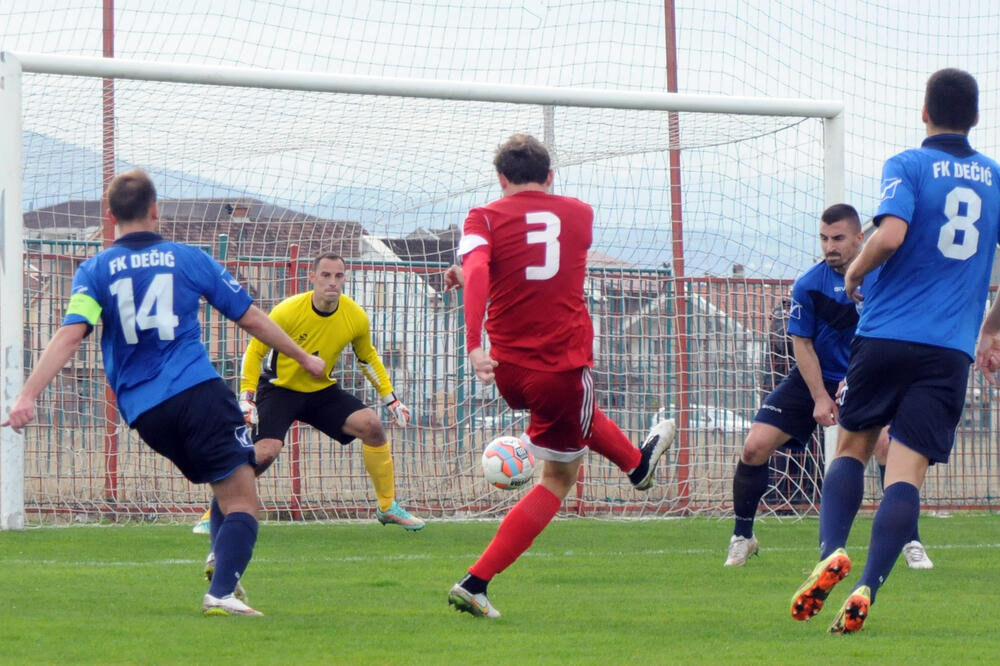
{"left": 818, "top": 456, "right": 865, "bottom": 558}
{"left": 878, "top": 463, "right": 920, "bottom": 542}
{"left": 209, "top": 497, "right": 224, "bottom": 552}
{"left": 459, "top": 572, "right": 488, "bottom": 595}
{"left": 859, "top": 482, "right": 919, "bottom": 603}
{"left": 626, "top": 460, "right": 648, "bottom": 486}
{"left": 732, "top": 460, "right": 769, "bottom": 538}
{"left": 208, "top": 511, "right": 259, "bottom": 598}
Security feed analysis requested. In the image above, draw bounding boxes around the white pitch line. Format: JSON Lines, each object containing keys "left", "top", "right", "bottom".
{"left": 3, "top": 542, "right": 998, "bottom": 568}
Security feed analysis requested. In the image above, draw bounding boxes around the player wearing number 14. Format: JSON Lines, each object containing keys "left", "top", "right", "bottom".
{"left": 2, "top": 169, "right": 327, "bottom": 616}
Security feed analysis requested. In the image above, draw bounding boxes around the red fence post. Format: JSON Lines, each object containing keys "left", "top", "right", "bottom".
{"left": 288, "top": 244, "right": 303, "bottom": 519}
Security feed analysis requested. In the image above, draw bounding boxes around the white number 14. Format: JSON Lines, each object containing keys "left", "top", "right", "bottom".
{"left": 109, "top": 273, "right": 179, "bottom": 343}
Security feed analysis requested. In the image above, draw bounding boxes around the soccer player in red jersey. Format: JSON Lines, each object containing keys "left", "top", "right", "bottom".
{"left": 446, "top": 134, "right": 676, "bottom": 618}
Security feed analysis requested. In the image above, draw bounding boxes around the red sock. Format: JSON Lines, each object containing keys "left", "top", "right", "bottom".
{"left": 469, "top": 485, "right": 562, "bottom": 580}
{"left": 586, "top": 407, "right": 641, "bottom": 472}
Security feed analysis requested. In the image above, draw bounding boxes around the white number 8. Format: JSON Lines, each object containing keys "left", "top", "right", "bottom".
{"left": 938, "top": 186, "right": 981, "bottom": 260}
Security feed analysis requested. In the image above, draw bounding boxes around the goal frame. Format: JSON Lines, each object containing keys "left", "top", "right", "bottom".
{"left": 0, "top": 51, "right": 844, "bottom": 529}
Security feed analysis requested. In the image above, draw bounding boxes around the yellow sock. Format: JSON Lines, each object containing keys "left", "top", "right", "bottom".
{"left": 362, "top": 442, "right": 395, "bottom": 512}
{"left": 199, "top": 508, "right": 211, "bottom": 522}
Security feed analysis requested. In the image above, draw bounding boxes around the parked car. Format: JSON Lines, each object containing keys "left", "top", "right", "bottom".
{"left": 653, "top": 405, "right": 752, "bottom": 434}
{"left": 470, "top": 410, "right": 525, "bottom": 433}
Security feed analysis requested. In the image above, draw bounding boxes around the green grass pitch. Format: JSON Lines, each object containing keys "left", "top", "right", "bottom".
{"left": 1, "top": 515, "right": 998, "bottom": 664}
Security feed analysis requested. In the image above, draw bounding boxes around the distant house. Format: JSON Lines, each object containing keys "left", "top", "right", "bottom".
{"left": 23, "top": 197, "right": 367, "bottom": 262}
{"left": 380, "top": 225, "right": 460, "bottom": 293}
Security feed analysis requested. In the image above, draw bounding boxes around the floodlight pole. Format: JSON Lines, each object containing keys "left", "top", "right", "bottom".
{"left": 101, "top": 0, "right": 120, "bottom": 503}
{"left": 663, "top": 0, "right": 693, "bottom": 508}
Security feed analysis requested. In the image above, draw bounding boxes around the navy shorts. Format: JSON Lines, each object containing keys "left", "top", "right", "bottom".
{"left": 754, "top": 366, "right": 838, "bottom": 447}
{"left": 254, "top": 381, "right": 367, "bottom": 444}
{"left": 839, "top": 337, "right": 970, "bottom": 464}
{"left": 132, "top": 378, "right": 255, "bottom": 484}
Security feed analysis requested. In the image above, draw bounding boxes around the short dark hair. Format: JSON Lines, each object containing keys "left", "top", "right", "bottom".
{"left": 107, "top": 168, "right": 156, "bottom": 223}
{"left": 821, "top": 203, "right": 861, "bottom": 232}
{"left": 313, "top": 252, "right": 345, "bottom": 269}
{"left": 493, "top": 134, "right": 550, "bottom": 185}
{"left": 925, "top": 68, "right": 978, "bottom": 133}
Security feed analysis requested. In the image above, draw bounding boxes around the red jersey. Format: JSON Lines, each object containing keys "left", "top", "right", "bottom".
{"left": 458, "top": 189, "right": 594, "bottom": 371}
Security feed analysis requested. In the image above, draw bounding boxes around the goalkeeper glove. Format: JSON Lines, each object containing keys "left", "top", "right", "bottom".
{"left": 383, "top": 392, "right": 411, "bottom": 427}
{"left": 238, "top": 390, "right": 258, "bottom": 426}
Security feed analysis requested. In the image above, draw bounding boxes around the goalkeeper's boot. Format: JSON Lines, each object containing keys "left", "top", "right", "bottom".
{"left": 375, "top": 502, "right": 426, "bottom": 531}
{"left": 202, "top": 593, "right": 263, "bottom": 617}
{"left": 203, "top": 551, "right": 248, "bottom": 603}
{"left": 192, "top": 508, "right": 212, "bottom": 534}
{"left": 829, "top": 585, "right": 871, "bottom": 634}
{"left": 448, "top": 583, "right": 501, "bottom": 618}
{"left": 790, "top": 548, "right": 851, "bottom": 620}
{"left": 630, "top": 418, "right": 677, "bottom": 490}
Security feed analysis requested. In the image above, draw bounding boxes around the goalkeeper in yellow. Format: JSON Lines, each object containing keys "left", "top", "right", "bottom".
{"left": 196, "top": 252, "right": 423, "bottom": 547}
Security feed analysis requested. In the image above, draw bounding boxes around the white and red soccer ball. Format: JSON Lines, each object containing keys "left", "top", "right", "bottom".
{"left": 481, "top": 436, "right": 535, "bottom": 489}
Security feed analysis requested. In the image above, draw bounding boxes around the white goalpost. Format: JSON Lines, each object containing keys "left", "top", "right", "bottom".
{"left": 1, "top": 52, "right": 26, "bottom": 529}
{"left": 0, "top": 51, "right": 845, "bottom": 528}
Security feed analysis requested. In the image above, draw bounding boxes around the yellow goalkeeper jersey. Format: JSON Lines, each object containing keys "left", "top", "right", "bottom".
{"left": 240, "top": 291, "right": 394, "bottom": 397}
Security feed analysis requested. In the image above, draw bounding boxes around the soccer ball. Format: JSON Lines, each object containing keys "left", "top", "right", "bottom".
{"left": 481, "top": 436, "right": 535, "bottom": 489}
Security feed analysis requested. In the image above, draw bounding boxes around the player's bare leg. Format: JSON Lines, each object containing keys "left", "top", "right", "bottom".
{"left": 253, "top": 437, "right": 283, "bottom": 476}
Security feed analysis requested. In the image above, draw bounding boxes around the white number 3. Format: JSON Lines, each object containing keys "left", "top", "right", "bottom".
{"left": 109, "top": 273, "right": 180, "bottom": 343}
{"left": 938, "top": 186, "right": 981, "bottom": 260}
{"left": 525, "top": 211, "right": 561, "bottom": 280}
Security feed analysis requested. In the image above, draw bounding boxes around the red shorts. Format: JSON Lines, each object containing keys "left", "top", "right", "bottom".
{"left": 493, "top": 361, "right": 594, "bottom": 461}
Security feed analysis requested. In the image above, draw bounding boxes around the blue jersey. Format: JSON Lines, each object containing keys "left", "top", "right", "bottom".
{"left": 787, "top": 260, "right": 869, "bottom": 382}
{"left": 860, "top": 134, "right": 1000, "bottom": 358}
{"left": 62, "top": 232, "right": 253, "bottom": 424}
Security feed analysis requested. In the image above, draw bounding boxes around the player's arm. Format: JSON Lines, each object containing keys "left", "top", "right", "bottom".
{"left": 457, "top": 209, "right": 498, "bottom": 384}
{"left": 236, "top": 305, "right": 325, "bottom": 380}
{"left": 791, "top": 334, "right": 838, "bottom": 427}
{"left": 2, "top": 323, "right": 89, "bottom": 432}
{"left": 355, "top": 341, "right": 394, "bottom": 400}
{"left": 443, "top": 264, "right": 464, "bottom": 290}
{"left": 352, "top": 314, "right": 411, "bottom": 426}
{"left": 239, "top": 333, "right": 269, "bottom": 395}
{"left": 975, "top": 296, "right": 1000, "bottom": 385}
{"left": 235, "top": 332, "right": 269, "bottom": 425}
{"left": 844, "top": 215, "right": 906, "bottom": 302}
{"left": 195, "top": 249, "right": 322, "bottom": 380}
{"left": 461, "top": 247, "right": 497, "bottom": 384}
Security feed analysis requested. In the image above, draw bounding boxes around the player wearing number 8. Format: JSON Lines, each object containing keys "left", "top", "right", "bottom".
{"left": 1, "top": 169, "right": 327, "bottom": 616}
{"left": 790, "top": 69, "right": 1000, "bottom": 634}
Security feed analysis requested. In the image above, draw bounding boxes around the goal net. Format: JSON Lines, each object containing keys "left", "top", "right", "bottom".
{"left": 0, "top": 53, "right": 892, "bottom": 525}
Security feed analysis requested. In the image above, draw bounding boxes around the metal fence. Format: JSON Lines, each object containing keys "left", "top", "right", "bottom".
{"left": 14, "top": 239, "right": 999, "bottom": 522}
